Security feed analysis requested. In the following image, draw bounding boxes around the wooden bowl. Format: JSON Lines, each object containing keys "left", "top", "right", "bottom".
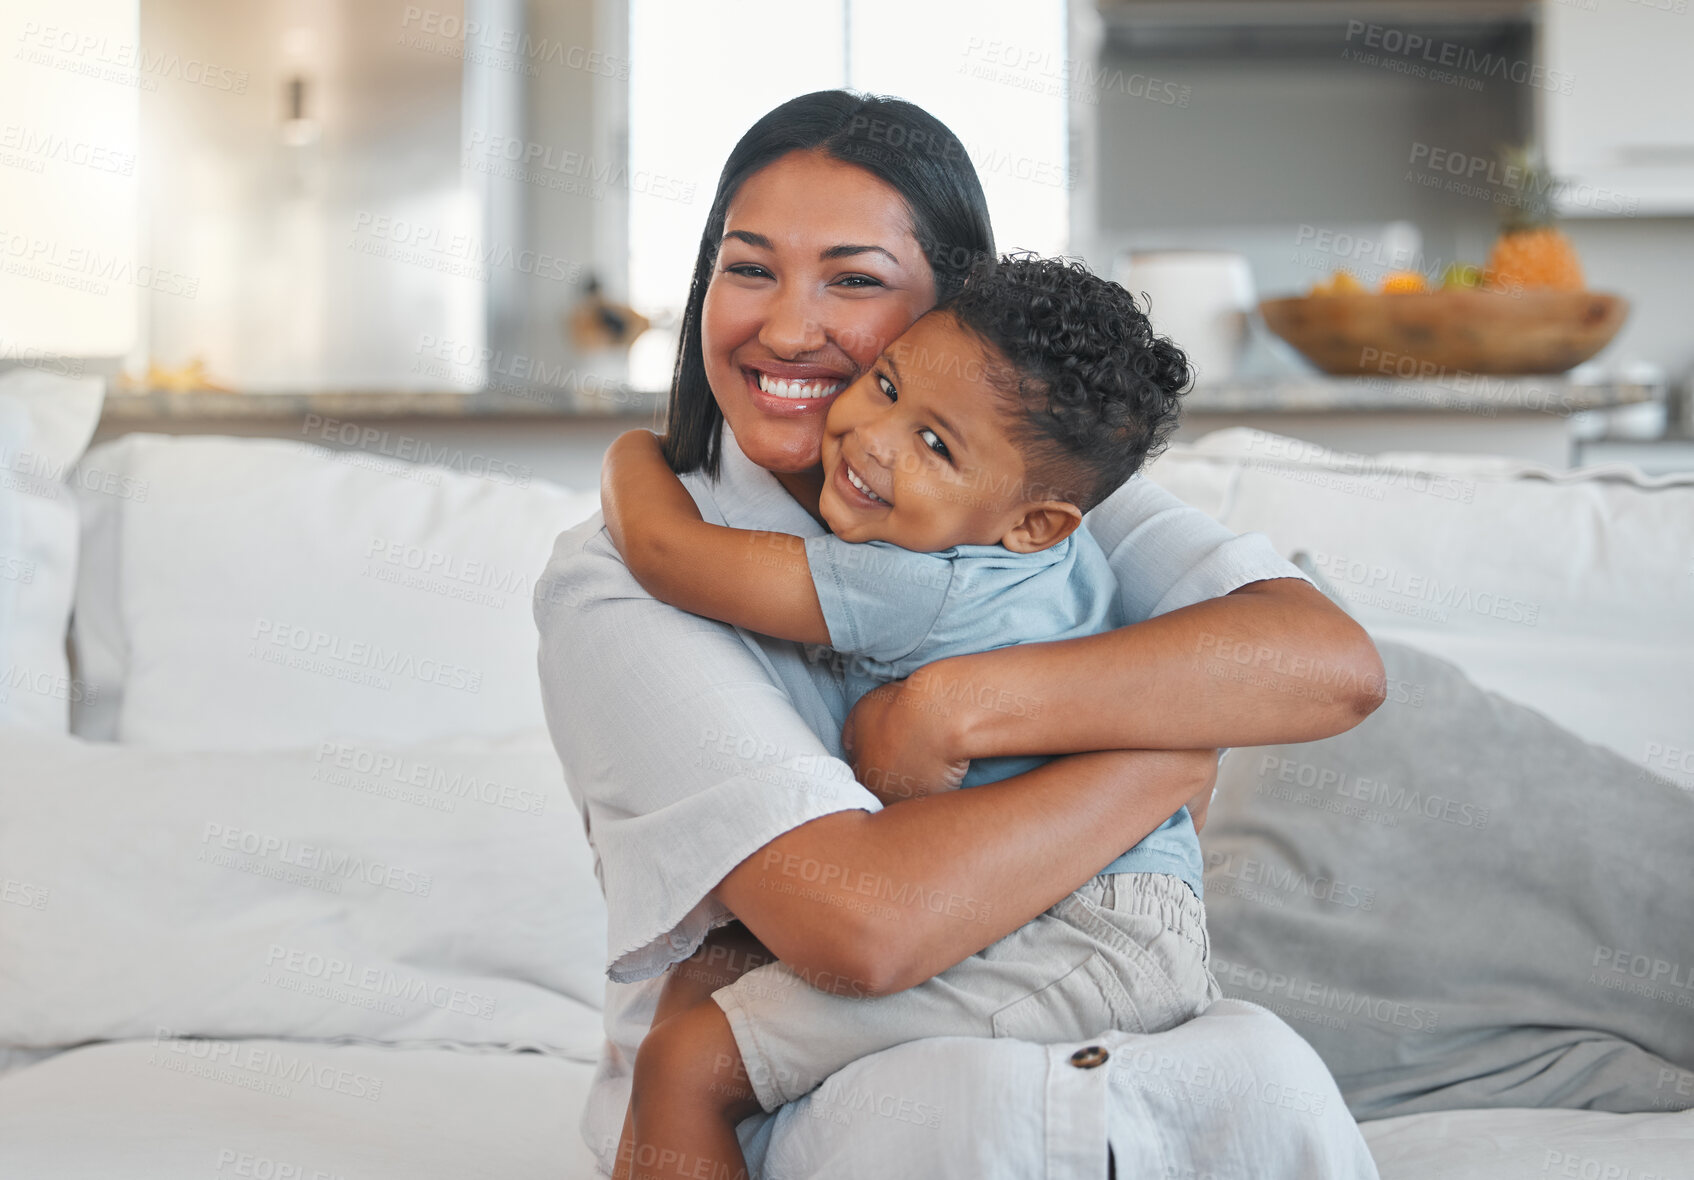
{"left": 1258, "top": 290, "right": 1629, "bottom": 376}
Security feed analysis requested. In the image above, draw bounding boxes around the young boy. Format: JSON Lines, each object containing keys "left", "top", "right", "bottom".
{"left": 599, "top": 255, "right": 1215, "bottom": 1180}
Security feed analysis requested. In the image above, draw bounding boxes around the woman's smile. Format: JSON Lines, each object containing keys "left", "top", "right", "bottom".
{"left": 700, "top": 149, "right": 936, "bottom": 480}
{"left": 741, "top": 364, "right": 850, "bottom": 418}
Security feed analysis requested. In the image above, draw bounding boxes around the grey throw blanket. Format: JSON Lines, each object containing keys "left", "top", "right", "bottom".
{"left": 1202, "top": 640, "right": 1694, "bottom": 1121}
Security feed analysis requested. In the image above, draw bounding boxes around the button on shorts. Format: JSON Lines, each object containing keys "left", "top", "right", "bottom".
{"left": 712, "top": 871, "right": 1221, "bottom": 1112}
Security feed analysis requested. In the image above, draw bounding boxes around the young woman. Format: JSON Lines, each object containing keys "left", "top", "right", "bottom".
{"left": 536, "top": 90, "right": 1383, "bottom": 1178}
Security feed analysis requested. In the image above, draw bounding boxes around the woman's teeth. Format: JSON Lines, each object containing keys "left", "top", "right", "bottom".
{"left": 757, "top": 373, "right": 845, "bottom": 400}
{"left": 845, "top": 463, "right": 887, "bottom": 505}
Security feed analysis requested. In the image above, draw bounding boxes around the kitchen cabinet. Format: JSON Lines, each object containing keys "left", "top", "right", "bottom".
{"left": 1540, "top": 0, "right": 1694, "bottom": 217}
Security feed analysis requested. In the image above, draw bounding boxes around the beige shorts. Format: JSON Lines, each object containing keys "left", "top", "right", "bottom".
{"left": 712, "top": 871, "right": 1221, "bottom": 1111}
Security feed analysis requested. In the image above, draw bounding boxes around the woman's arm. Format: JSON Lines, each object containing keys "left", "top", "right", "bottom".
{"left": 915, "top": 576, "right": 1382, "bottom": 765}
{"left": 836, "top": 467, "right": 1387, "bottom": 791}
{"left": 536, "top": 518, "right": 1213, "bottom": 993}
{"left": 713, "top": 745, "right": 1217, "bottom": 998}
{"left": 600, "top": 429, "right": 830, "bottom": 645}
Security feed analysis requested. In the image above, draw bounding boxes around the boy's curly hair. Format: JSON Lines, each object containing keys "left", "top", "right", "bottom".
{"left": 938, "top": 252, "right": 1190, "bottom": 513}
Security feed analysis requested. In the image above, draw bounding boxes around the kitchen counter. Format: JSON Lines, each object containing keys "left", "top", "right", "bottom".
{"left": 1185, "top": 376, "right": 1652, "bottom": 417}
{"left": 99, "top": 376, "right": 1648, "bottom": 423}
{"left": 96, "top": 386, "right": 664, "bottom": 422}
{"left": 96, "top": 376, "right": 1657, "bottom": 471}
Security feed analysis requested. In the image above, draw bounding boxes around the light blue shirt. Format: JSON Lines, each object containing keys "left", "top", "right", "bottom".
{"left": 804, "top": 531, "right": 1203, "bottom": 895}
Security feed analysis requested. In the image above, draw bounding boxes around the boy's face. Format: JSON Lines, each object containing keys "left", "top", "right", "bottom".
{"left": 817, "top": 312, "right": 1054, "bottom": 551}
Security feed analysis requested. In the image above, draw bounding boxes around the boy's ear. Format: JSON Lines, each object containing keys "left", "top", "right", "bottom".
{"left": 1000, "top": 501, "right": 1084, "bottom": 554}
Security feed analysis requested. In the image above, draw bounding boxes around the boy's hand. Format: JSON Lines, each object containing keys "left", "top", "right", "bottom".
{"left": 842, "top": 679, "right": 972, "bottom": 805}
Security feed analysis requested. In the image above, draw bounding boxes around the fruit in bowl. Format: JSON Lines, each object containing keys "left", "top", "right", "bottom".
{"left": 1270, "top": 149, "right": 1626, "bottom": 376}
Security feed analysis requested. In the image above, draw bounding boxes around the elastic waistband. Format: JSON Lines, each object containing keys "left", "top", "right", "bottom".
{"left": 1075, "top": 871, "right": 1205, "bottom": 941}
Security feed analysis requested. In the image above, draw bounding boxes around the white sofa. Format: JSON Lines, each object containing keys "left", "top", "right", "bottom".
{"left": 1, "top": 372, "right": 1690, "bottom": 1179}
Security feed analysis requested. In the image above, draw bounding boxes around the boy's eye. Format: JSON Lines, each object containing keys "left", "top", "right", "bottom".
{"left": 918, "top": 428, "right": 950, "bottom": 460}
{"left": 876, "top": 373, "right": 897, "bottom": 401}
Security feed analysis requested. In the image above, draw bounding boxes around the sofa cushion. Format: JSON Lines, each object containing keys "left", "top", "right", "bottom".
{"left": 1204, "top": 640, "right": 1694, "bottom": 1121}
{"left": 0, "top": 370, "right": 103, "bottom": 733}
{"left": 72, "top": 433, "right": 599, "bottom": 748}
{"left": 1145, "top": 428, "right": 1694, "bottom": 782}
{"left": 0, "top": 727, "right": 606, "bottom": 1055}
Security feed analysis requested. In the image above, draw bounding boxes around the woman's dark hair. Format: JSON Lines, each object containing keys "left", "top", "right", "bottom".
{"left": 661, "top": 90, "right": 994, "bottom": 478}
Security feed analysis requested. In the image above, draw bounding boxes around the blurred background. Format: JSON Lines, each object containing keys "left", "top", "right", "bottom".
{"left": 4, "top": 0, "right": 1692, "bottom": 482}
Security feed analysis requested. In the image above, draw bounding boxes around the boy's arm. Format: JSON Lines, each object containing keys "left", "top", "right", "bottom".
{"left": 599, "top": 429, "right": 831, "bottom": 646}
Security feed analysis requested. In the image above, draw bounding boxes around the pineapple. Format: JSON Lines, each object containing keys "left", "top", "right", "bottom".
{"left": 1484, "top": 146, "right": 1585, "bottom": 293}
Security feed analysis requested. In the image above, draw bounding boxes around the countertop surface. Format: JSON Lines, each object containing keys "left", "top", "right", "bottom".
{"left": 98, "top": 376, "right": 1653, "bottom": 422}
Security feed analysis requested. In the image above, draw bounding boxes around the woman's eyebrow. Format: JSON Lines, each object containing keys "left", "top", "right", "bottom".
{"left": 722, "top": 231, "right": 900, "bottom": 266}
{"left": 821, "top": 244, "right": 900, "bottom": 265}
{"left": 723, "top": 230, "right": 773, "bottom": 249}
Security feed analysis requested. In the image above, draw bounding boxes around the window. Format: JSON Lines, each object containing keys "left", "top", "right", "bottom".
{"left": 625, "top": 0, "right": 1068, "bottom": 391}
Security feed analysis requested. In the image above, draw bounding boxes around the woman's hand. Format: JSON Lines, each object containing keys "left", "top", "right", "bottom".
{"left": 842, "top": 679, "right": 971, "bottom": 805}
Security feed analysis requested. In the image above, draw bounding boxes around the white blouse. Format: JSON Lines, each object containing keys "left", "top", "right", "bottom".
{"left": 534, "top": 425, "right": 1374, "bottom": 1178}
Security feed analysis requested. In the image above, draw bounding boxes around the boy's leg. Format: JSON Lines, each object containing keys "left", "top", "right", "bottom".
{"left": 627, "top": 999, "right": 760, "bottom": 1180}
{"left": 613, "top": 924, "right": 773, "bottom": 1180}
{"left": 714, "top": 874, "right": 1215, "bottom": 1115}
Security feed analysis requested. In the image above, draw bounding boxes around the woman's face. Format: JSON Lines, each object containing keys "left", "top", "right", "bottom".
{"left": 701, "top": 150, "right": 939, "bottom": 478}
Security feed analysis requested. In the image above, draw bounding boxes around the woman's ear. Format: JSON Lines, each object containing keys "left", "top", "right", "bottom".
{"left": 1000, "top": 501, "right": 1084, "bottom": 554}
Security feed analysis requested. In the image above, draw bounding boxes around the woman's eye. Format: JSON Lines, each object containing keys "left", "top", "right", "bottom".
{"left": 919, "top": 428, "right": 950, "bottom": 460}
{"left": 835, "top": 274, "right": 884, "bottom": 289}
{"left": 724, "top": 263, "right": 770, "bottom": 279}
{"left": 876, "top": 374, "right": 898, "bottom": 401}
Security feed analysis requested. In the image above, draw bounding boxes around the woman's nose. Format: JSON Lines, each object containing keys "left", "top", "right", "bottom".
{"left": 758, "top": 292, "right": 827, "bottom": 359}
